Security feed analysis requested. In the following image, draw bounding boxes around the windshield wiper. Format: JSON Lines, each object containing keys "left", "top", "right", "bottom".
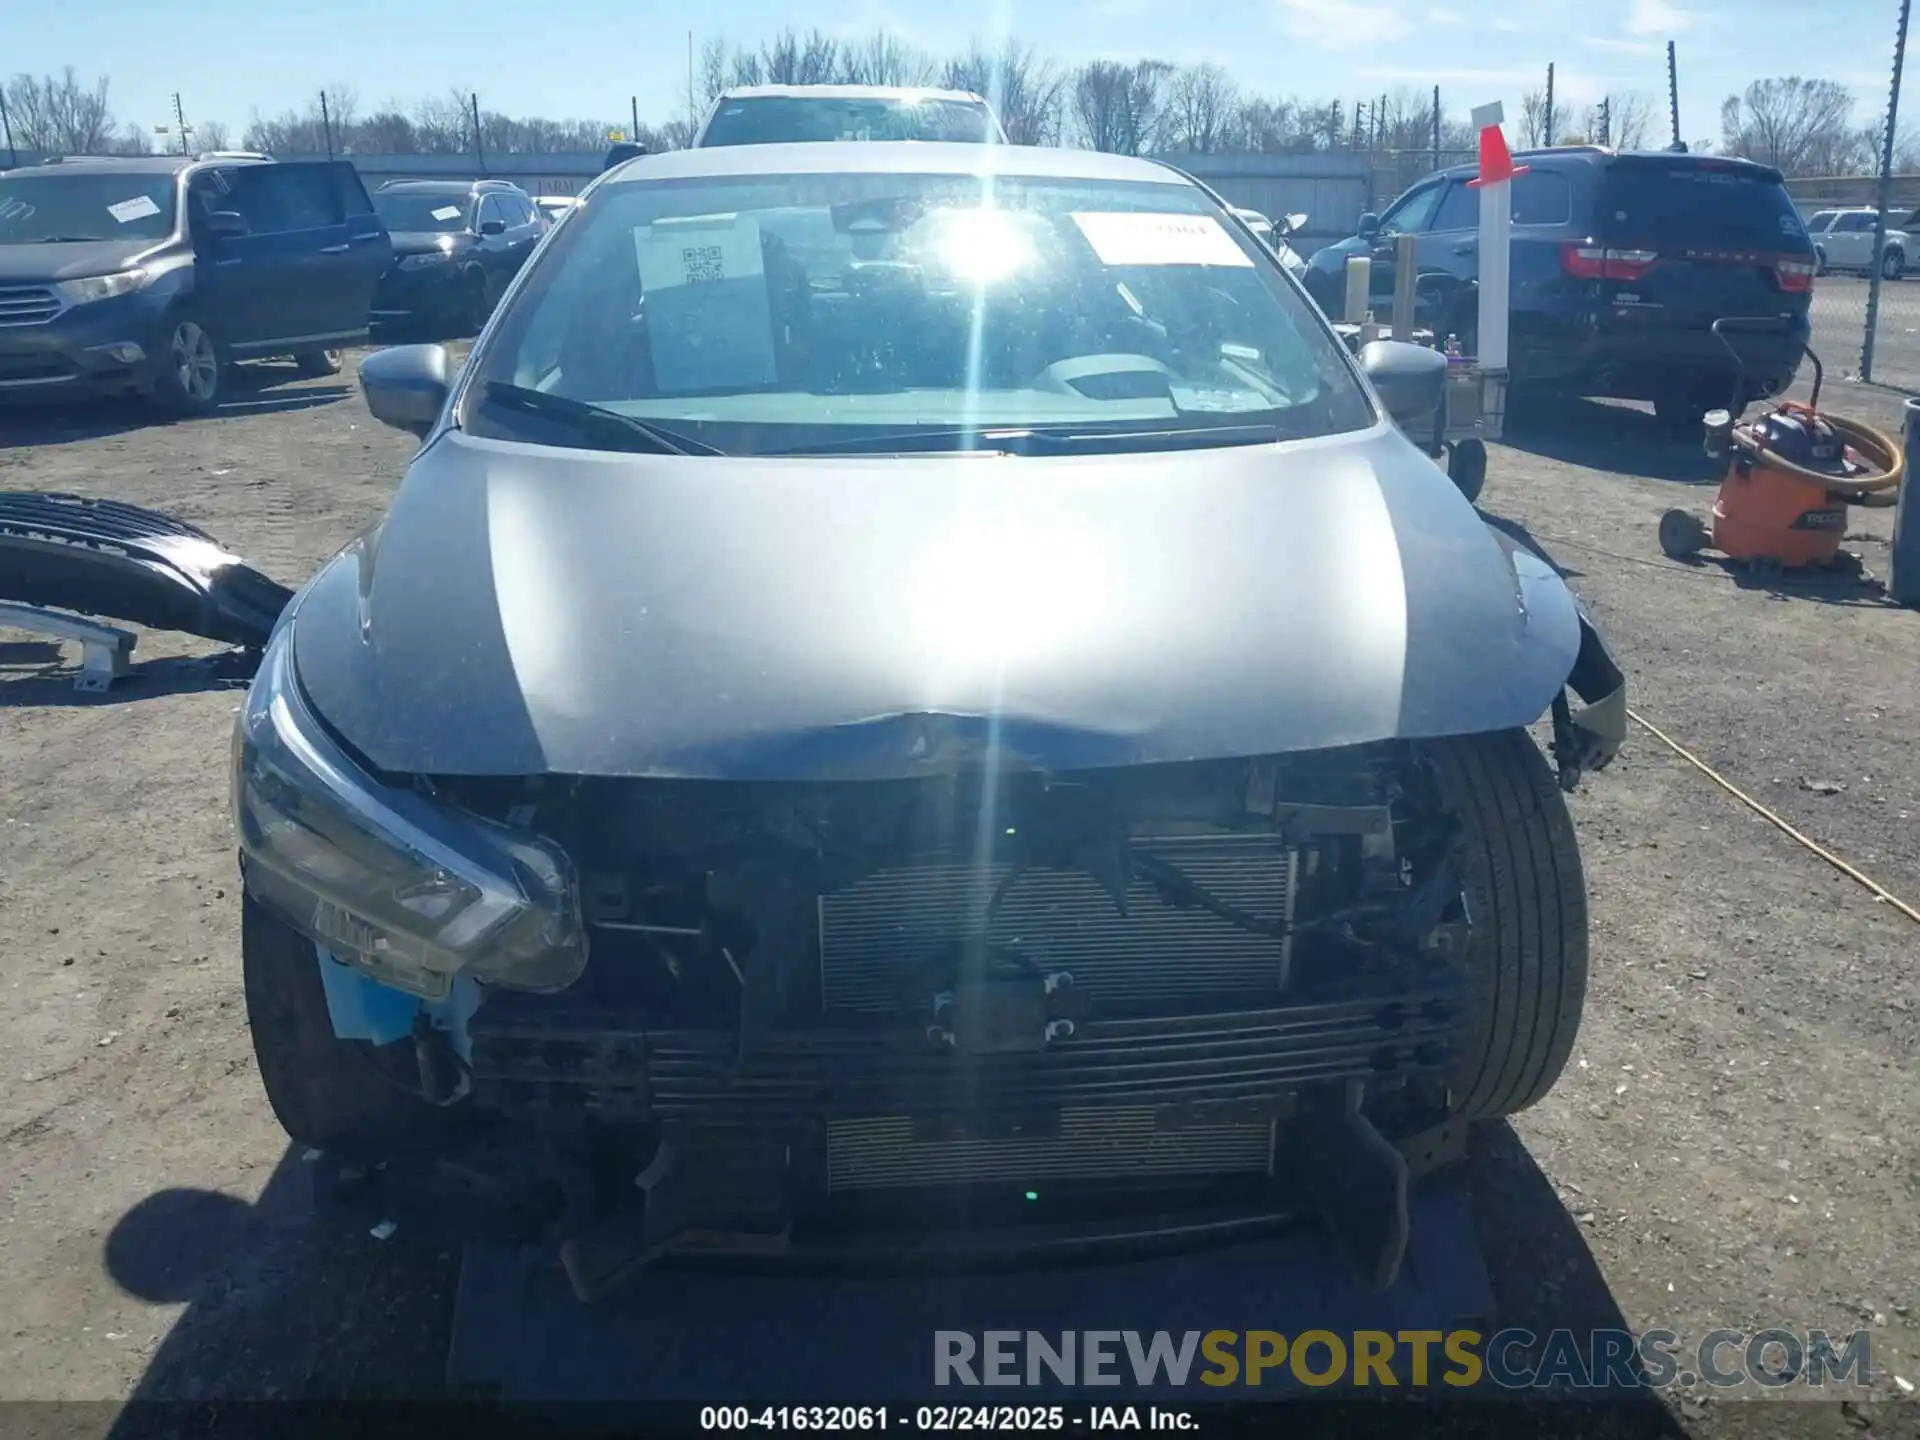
{"left": 763, "top": 421, "right": 1296, "bottom": 458}
{"left": 27, "top": 235, "right": 110, "bottom": 243}
{"left": 475, "top": 383, "right": 724, "bottom": 456}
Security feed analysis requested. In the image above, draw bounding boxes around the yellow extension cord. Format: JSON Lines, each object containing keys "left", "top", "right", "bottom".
{"left": 1625, "top": 708, "right": 1920, "bottom": 928}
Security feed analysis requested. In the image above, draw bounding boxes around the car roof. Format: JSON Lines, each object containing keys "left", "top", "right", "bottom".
{"left": 603, "top": 141, "right": 1184, "bottom": 187}
{"left": 1428, "top": 145, "right": 1786, "bottom": 186}
{"left": 715, "top": 84, "right": 991, "bottom": 106}
{"left": 9, "top": 154, "right": 201, "bottom": 177}
{"left": 377, "top": 178, "right": 520, "bottom": 195}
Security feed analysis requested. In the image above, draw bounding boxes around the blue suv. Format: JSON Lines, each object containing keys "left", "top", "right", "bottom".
{"left": 1305, "top": 148, "right": 1816, "bottom": 430}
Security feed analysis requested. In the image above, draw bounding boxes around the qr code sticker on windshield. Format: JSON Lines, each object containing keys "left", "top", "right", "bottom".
{"left": 682, "top": 245, "right": 725, "bottom": 283}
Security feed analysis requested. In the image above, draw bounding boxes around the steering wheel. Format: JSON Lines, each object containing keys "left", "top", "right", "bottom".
{"left": 1030, "top": 353, "right": 1178, "bottom": 400}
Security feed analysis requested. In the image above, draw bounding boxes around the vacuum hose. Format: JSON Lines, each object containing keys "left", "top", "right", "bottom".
{"left": 1730, "top": 408, "right": 1907, "bottom": 508}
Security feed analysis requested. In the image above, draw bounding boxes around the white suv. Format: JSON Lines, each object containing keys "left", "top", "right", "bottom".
{"left": 1807, "top": 208, "right": 1907, "bottom": 280}
{"left": 692, "top": 85, "right": 1007, "bottom": 148}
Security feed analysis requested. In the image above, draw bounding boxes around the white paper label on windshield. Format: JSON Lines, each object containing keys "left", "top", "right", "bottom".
{"left": 431, "top": 205, "right": 462, "bottom": 222}
{"left": 1070, "top": 212, "right": 1254, "bottom": 268}
{"left": 635, "top": 213, "right": 776, "bottom": 394}
{"left": 107, "top": 195, "right": 161, "bottom": 224}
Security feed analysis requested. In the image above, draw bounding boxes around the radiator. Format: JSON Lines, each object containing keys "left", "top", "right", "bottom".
{"left": 816, "top": 833, "right": 1299, "bottom": 1015}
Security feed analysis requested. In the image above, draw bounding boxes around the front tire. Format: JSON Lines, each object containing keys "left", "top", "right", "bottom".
{"left": 242, "top": 894, "right": 450, "bottom": 1159}
{"left": 457, "top": 270, "right": 492, "bottom": 338}
{"left": 1815, "top": 245, "right": 1829, "bottom": 277}
{"left": 1884, "top": 247, "right": 1906, "bottom": 281}
{"left": 150, "top": 315, "right": 225, "bottom": 415}
{"left": 1420, "top": 730, "right": 1589, "bottom": 1120}
{"left": 294, "top": 347, "right": 344, "bottom": 378}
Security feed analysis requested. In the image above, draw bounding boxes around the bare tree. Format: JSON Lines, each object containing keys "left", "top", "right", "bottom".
{"left": 1157, "top": 63, "right": 1241, "bottom": 154}
{"left": 942, "top": 41, "right": 1066, "bottom": 145}
{"left": 839, "top": 31, "right": 935, "bottom": 87}
{"left": 1071, "top": 59, "right": 1170, "bottom": 154}
{"left": 1720, "top": 77, "right": 1871, "bottom": 176}
{"left": 1519, "top": 89, "right": 1550, "bottom": 148}
{"left": 3, "top": 68, "right": 118, "bottom": 153}
{"left": 758, "top": 28, "right": 842, "bottom": 86}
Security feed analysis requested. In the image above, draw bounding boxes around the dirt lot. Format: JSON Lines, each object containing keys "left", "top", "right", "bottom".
{"left": 3, "top": 353, "right": 1920, "bottom": 1434}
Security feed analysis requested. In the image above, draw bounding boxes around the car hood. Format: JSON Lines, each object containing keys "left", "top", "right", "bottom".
{"left": 387, "top": 231, "right": 468, "bottom": 257}
{"left": 1307, "top": 236, "right": 1366, "bottom": 274}
{"left": 0, "top": 239, "right": 160, "bottom": 284}
{"left": 290, "top": 424, "right": 1586, "bottom": 781}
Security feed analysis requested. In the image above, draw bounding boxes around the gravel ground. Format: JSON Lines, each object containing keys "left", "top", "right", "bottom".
{"left": 2, "top": 353, "right": 1920, "bottom": 1436}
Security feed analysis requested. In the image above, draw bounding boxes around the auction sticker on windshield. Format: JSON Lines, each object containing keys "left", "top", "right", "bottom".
{"left": 432, "top": 206, "right": 462, "bottom": 221}
{"left": 634, "top": 212, "right": 776, "bottom": 393}
{"left": 1071, "top": 212, "right": 1254, "bottom": 268}
{"left": 107, "top": 195, "right": 162, "bottom": 224}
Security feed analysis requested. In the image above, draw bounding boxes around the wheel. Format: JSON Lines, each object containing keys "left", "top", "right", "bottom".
{"left": 242, "top": 894, "right": 452, "bottom": 1159}
{"left": 457, "top": 270, "right": 492, "bottom": 337}
{"left": 149, "top": 315, "right": 225, "bottom": 415}
{"left": 1884, "top": 247, "right": 1906, "bottom": 281}
{"left": 293, "top": 347, "right": 344, "bottom": 379}
{"left": 1814, "top": 246, "right": 1829, "bottom": 277}
{"left": 1658, "top": 507, "right": 1709, "bottom": 559}
{"left": 1446, "top": 438, "right": 1488, "bottom": 503}
{"left": 1421, "top": 729, "right": 1589, "bottom": 1120}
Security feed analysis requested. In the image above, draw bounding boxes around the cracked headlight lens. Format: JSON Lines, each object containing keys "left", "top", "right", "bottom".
{"left": 232, "top": 629, "right": 586, "bottom": 999}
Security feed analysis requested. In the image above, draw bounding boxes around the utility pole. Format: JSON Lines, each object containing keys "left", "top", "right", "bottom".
{"left": 1377, "top": 92, "right": 1387, "bottom": 151}
{"left": 0, "top": 87, "right": 16, "bottom": 169}
{"left": 630, "top": 94, "right": 641, "bottom": 142}
{"left": 1352, "top": 100, "right": 1365, "bottom": 151}
{"left": 1544, "top": 63, "right": 1555, "bottom": 148}
{"left": 1667, "top": 42, "right": 1682, "bottom": 148}
{"left": 319, "top": 91, "right": 335, "bottom": 159}
{"left": 172, "top": 92, "right": 191, "bottom": 155}
{"left": 470, "top": 92, "right": 485, "bottom": 175}
{"left": 1863, "top": 0, "right": 1911, "bottom": 384}
{"left": 688, "top": 31, "right": 696, "bottom": 129}
{"left": 1598, "top": 97, "right": 1611, "bottom": 147}
{"left": 1431, "top": 85, "right": 1441, "bottom": 170}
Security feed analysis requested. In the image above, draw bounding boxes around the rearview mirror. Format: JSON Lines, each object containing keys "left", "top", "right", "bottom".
{"left": 1356, "top": 212, "right": 1380, "bottom": 239}
{"left": 479, "top": 218, "right": 507, "bottom": 237}
{"left": 359, "top": 344, "right": 455, "bottom": 440}
{"left": 201, "top": 210, "right": 248, "bottom": 241}
{"left": 1358, "top": 339, "right": 1448, "bottom": 452}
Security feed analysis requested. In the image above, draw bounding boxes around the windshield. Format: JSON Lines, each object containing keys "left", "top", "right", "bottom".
{"left": 0, "top": 171, "right": 177, "bottom": 244}
{"left": 701, "top": 97, "right": 998, "bottom": 146}
{"left": 461, "top": 169, "right": 1373, "bottom": 456}
{"left": 372, "top": 192, "right": 471, "bottom": 233}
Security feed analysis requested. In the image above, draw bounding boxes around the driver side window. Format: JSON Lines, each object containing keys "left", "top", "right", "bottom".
{"left": 1378, "top": 183, "right": 1444, "bottom": 236}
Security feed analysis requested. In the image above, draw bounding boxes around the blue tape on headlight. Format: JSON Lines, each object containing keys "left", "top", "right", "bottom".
{"left": 232, "top": 631, "right": 587, "bottom": 998}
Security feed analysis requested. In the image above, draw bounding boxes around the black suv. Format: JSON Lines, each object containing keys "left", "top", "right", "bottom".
{"left": 0, "top": 153, "right": 390, "bottom": 413}
{"left": 368, "top": 179, "right": 547, "bottom": 337}
{"left": 1305, "top": 148, "right": 1816, "bottom": 428}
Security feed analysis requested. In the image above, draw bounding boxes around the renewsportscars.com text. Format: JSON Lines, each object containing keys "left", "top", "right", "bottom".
{"left": 932, "top": 1328, "right": 1871, "bottom": 1390}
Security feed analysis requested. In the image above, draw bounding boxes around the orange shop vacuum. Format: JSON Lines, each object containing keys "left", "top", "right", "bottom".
{"left": 1658, "top": 318, "right": 1904, "bottom": 569}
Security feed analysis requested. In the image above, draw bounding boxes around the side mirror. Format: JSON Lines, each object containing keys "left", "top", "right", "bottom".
{"left": 359, "top": 344, "right": 454, "bottom": 440}
{"left": 479, "top": 218, "right": 507, "bottom": 237}
{"left": 201, "top": 210, "right": 248, "bottom": 241}
{"left": 1282, "top": 212, "right": 1309, "bottom": 236}
{"left": 1356, "top": 212, "right": 1380, "bottom": 239}
{"left": 1359, "top": 338, "right": 1448, "bottom": 449}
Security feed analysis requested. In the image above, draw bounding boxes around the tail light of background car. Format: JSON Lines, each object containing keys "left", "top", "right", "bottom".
{"left": 1774, "top": 258, "right": 1816, "bottom": 293}
{"left": 1560, "top": 244, "right": 1661, "bottom": 281}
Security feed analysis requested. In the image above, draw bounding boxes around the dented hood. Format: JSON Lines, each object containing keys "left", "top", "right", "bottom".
{"left": 290, "top": 424, "right": 1584, "bottom": 780}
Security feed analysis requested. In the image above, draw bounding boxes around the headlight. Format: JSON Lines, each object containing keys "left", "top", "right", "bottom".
{"left": 397, "top": 252, "right": 453, "bottom": 271}
{"left": 232, "top": 630, "right": 587, "bottom": 999}
{"left": 56, "top": 270, "right": 149, "bottom": 305}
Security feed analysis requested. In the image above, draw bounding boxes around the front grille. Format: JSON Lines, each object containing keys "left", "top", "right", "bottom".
{"left": 818, "top": 834, "right": 1299, "bottom": 1013}
{"left": 468, "top": 988, "right": 1462, "bottom": 1125}
{"left": 0, "top": 355, "right": 69, "bottom": 383}
{"left": 824, "top": 1109, "right": 1273, "bottom": 1193}
{"left": 0, "top": 287, "right": 62, "bottom": 327}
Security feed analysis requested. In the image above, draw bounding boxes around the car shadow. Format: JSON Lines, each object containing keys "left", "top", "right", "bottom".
{"left": 1479, "top": 509, "right": 1588, "bottom": 583}
{"left": 0, "top": 648, "right": 259, "bottom": 708}
{"left": 1504, "top": 396, "right": 1724, "bottom": 486}
{"left": 95, "top": 1121, "right": 1673, "bottom": 1429}
{"left": 0, "top": 369, "right": 350, "bottom": 449}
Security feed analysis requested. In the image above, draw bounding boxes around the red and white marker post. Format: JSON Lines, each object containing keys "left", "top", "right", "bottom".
{"left": 1465, "top": 101, "right": 1523, "bottom": 376}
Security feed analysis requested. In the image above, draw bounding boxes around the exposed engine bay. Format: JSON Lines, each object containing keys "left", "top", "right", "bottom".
{"left": 396, "top": 744, "right": 1475, "bottom": 1299}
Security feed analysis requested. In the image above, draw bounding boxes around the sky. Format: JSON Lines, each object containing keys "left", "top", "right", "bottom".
{"left": 10, "top": 0, "right": 1918, "bottom": 150}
